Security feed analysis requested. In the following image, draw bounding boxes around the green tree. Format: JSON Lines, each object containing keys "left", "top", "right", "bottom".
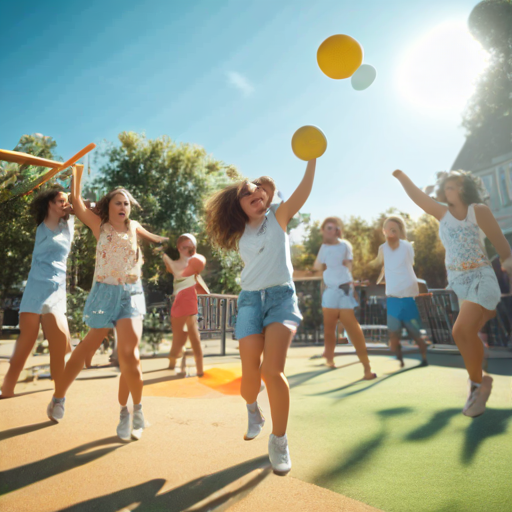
{"left": 463, "top": 0, "right": 512, "bottom": 134}
{"left": 94, "top": 132, "right": 243, "bottom": 294}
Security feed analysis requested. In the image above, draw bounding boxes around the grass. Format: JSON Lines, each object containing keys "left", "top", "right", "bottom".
{"left": 285, "top": 352, "right": 512, "bottom": 512}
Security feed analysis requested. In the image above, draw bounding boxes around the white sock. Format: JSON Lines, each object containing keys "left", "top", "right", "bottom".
{"left": 470, "top": 380, "right": 482, "bottom": 389}
{"left": 134, "top": 403, "right": 142, "bottom": 411}
{"left": 120, "top": 405, "right": 128, "bottom": 412}
{"left": 247, "top": 401, "right": 258, "bottom": 413}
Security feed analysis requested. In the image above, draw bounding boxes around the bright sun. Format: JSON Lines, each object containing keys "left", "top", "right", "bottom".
{"left": 396, "top": 21, "right": 489, "bottom": 117}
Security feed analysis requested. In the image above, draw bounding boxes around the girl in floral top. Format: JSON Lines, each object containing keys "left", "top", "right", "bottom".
{"left": 50, "top": 164, "right": 167, "bottom": 441}
{"left": 393, "top": 169, "right": 512, "bottom": 418}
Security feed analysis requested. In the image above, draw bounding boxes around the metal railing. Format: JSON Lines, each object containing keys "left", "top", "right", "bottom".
{"left": 197, "top": 294, "right": 238, "bottom": 355}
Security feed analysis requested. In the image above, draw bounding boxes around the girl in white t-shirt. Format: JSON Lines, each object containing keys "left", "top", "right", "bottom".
{"left": 314, "top": 217, "right": 376, "bottom": 379}
{"left": 375, "top": 216, "right": 428, "bottom": 367}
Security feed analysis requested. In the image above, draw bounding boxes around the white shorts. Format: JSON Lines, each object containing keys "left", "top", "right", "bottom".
{"left": 448, "top": 266, "right": 501, "bottom": 311}
{"left": 322, "top": 285, "right": 358, "bottom": 310}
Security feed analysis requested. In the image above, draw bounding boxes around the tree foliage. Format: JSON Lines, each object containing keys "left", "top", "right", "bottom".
{"left": 463, "top": 0, "right": 512, "bottom": 134}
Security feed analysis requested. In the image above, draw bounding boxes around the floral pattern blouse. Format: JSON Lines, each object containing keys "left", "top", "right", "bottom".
{"left": 94, "top": 221, "right": 142, "bottom": 285}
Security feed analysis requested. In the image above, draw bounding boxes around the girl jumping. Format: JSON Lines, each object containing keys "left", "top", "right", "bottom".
{"left": 393, "top": 169, "right": 512, "bottom": 417}
{"left": 313, "top": 217, "right": 376, "bottom": 378}
{"left": 1, "top": 187, "right": 73, "bottom": 410}
{"left": 162, "top": 233, "right": 208, "bottom": 377}
{"left": 375, "top": 215, "right": 428, "bottom": 367}
{"left": 205, "top": 160, "right": 316, "bottom": 475}
{"left": 50, "top": 164, "right": 167, "bottom": 440}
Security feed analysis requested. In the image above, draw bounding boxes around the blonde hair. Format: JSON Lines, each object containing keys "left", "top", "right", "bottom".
{"left": 205, "top": 176, "right": 276, "bottom": 251}
{"left": 383, "top": 215, "right": 407, "bottom": 240}
{"left": 321, "top": 216, "right": 344, "bottom": 237}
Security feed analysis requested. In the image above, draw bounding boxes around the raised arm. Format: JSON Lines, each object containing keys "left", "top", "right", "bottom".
{"left": 162, "top": 253, "right": 174, "bottom": 274}
{"left": 71, "top": 164, "right": 101, "bottom": 238}
{"left": 135, "top": 223, "right": 168, "bottom": 244}
{"left": 392, "top": 170, "right": 447, "bottom": 221}
{"left": 474, "top": 204, "right": 512, "bottom": 274}
{"left": 275, "top": 159, "right": 316, "bottom": 231}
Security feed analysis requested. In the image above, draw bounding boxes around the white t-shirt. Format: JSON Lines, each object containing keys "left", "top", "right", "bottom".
{"left": 239, "top": 204, "right": 294, "bottom": 291}
{"left": 317, "top": 240, "right": 353, "bottom": 288}
{"left": 381, "top": 240, "right": 419, "bottom": 298}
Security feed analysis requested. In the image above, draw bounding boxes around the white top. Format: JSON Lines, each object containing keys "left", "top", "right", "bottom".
{"left": 317, "top": 240, "right": 353, "bottom": 288}
{"left": 381, "top": 239, "right": 419, "bottom": 298}
{"left": 239, "top": 204, "right": 294, "bottom": 291}
{"left": 439, "top": 204, "right": 489, "bottom": 276}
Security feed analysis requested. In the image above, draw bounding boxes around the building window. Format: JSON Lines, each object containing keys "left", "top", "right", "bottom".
{"left": 498, "top": 165, "right": 512, "bottom": 207}
{"left": 481, "top": 172, "right": 500, "bottom": 210}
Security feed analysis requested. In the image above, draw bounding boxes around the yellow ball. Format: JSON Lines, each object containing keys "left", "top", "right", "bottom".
{"left": 317, "top": 34, "right": 364, "bottom": 79}
{"left": 291, "top": 125, "right": 327, "bottom": 161}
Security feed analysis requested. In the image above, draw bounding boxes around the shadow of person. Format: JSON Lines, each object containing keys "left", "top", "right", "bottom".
{"left": 55, "top": 455, "right": 271, "bottom": 512}
{"left": 462, "top": 407, "right": 512, "bottom": 464}
{"left": 0, "top": 420, "right": 55, "bottom": 442}
{"left": 0, "top": 436, "right": 123, "bottom": 496}
{"left": 313, "top": 407, "right": 414, "bottom": 487}
{"left": 405, "top": 408, "right": 460, "bottom": 441}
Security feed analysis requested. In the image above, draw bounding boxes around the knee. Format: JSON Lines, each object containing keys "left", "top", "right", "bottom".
{"left": 261, "top": 362, "right": 283, "bottom": 381}
{"left": 452, "top": 324, "right": 469, "bottom": 343}
{"left": 118, "top": 347, "right": 139, "bottom": 366}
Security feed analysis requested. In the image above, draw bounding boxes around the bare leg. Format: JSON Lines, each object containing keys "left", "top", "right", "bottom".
{"left": 116, "top": 317, "right": 143, "bottom": 405}
{"left": 239, "top": 334, "right": 265, "bottom": 404}
{"left": 261, "top": 323, "right": 294, "bottom": 437}
{"left": 169, "top": 316, "right": 188, "bottom": 369}
{"left": 54, "top": 328, "right": 109, "bottom": 398}
{"left": 452, "top": 301, "right": 494, "bottom": 384}
{"left": 322, "top": 308, "right": 338, "bottom": 366}
{"left": 185, "top": 316, "right": 204, "bottom": 376}
{"left": 389, "top": 331, "right": 404, "bottom": 367}
{"left": 413, "top": 335, "right": 428, "bottom": 361}
{"left": 118, "top": 373, "right": 130, "bottom": 406}
{"left": 1, "top": 313, "right": 40, "bottom": 397}
{"left": 40, "top": 313, "right": 71, "bottom": 391}
{"left": 338, "top": 309, "right": 375, "bottom": 379}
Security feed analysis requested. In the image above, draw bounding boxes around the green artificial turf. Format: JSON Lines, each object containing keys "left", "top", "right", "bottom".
{"left": 286, "top": 352, "right": 512, "bottom": 512}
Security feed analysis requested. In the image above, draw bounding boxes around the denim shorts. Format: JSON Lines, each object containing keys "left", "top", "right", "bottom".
{"left": 235, "top": 283, "right": 302, "bottom": 340}
{"left": 83, "top": 281, "right": 146, "bottom": 329}
{"left": 322, "top": 284, "right": 358, "bottom": 310}
{"left": 387, "top": 297, "right": 422, "bottom": 338}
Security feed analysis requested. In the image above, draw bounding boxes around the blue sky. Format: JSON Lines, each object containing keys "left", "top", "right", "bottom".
{"left": 0, "top": 0, "right": 483, "bottom": 231}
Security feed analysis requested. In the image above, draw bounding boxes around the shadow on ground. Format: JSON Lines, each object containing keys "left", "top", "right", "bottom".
{"left": 55, "top": 456, "right": 271, "bottom": 512}
{"left": 0, "top": 436, "right": 123, "bottom": 496}
{"left": 0, "top": 420, "right": 55, "bottom": 442}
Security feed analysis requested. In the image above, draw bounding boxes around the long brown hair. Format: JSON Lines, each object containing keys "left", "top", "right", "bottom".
{"left": 30, "top": 186, "right": 67, "bottom": 226}
{"left": 205, "top": 177, "right": 276, "bottom": 251}
{"left": 94, "top": 188, "right": 141, "bottom": 224}
{"left": 435, "top": 170, "right": 488, "bottom": 206}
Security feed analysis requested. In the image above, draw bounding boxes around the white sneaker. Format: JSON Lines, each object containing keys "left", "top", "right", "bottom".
{"left": 117, "top": 408, "right": 131, "bottom": 441}
{"left": 268, "top": 434, "right": 291, "bottom": 475}
{"left": 131, "top": 407, "right": 145, "bottom": 440}
{"left": 47, "top": 398, "right": 65, "bottom": 422}
{"left": 244, "top": 403, "right": 265, "bottom": 440}
{"left": 463, "top": 376, "right": 493, "bottom": 418}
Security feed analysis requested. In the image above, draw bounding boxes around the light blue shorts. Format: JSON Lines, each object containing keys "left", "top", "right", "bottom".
{"left": 322, "top": 284, "right": 358, "bottom": 309}
{"left": 83, "top": 281, "right": 146, "bottom": 329}
{"left": 235, "top": 283, "right": 302, "bottom": 340}
{"left": 387, "top": 297, "right": 422, "bottom": 338}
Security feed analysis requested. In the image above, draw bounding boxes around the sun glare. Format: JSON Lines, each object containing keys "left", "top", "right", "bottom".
{"left": 396, "top": 21, "right": 489, "bottom": 117}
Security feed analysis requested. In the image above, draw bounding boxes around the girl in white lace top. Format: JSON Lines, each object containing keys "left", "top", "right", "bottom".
{"left": 393, "top": 169, "right": 512, "bottom": 418}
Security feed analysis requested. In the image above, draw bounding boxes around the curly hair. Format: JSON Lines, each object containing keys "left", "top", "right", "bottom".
{"left": 435, "top": 170, "right": 488, "bottom": 206}
{"left": 94, "top": 188, "right": 141, "bottom": 225}
{"left": 205, "top": 176, "right": 276, "bottom": 251}
{"left": 383, "top": 215, "right": 407, "bottom": 240}
{"left": 321, "top": 216, "right": 344, "bottom": 236}
{"left": 30, "top": 186, "right": 67, "bottom": 226}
